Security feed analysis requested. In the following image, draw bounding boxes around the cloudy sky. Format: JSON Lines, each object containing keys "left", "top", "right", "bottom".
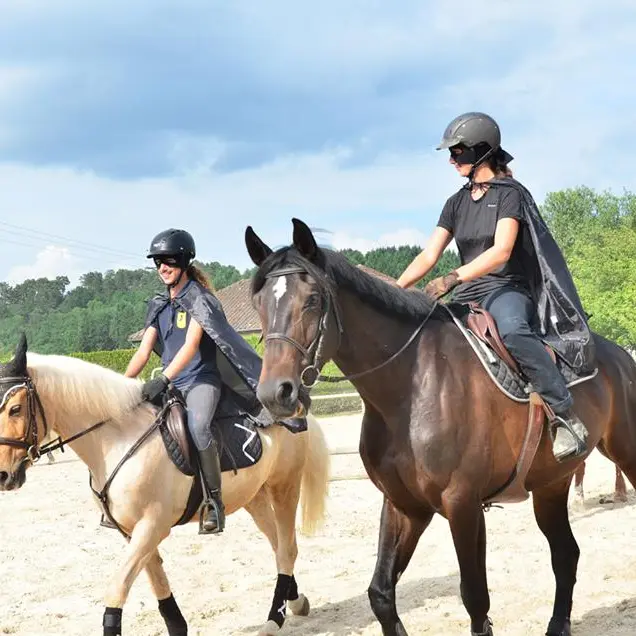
{"left": 1, "top": 0, "right": 634, "bottom": 284}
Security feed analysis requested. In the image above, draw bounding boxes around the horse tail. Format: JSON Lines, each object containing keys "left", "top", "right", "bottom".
{"left": 299, "top": 413, "right": 330, "bottom": 535}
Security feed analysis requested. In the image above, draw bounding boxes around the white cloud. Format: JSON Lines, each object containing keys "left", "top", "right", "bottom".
{"left": 330, "top": 228, "right": 430, "bottom": 253}
{"left": 5, "top": 245, "right": 83, "bottom": 286}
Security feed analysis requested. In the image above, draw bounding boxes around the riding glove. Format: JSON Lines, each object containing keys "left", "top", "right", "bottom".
{"left": 141, "top": 373, "right": 170, "bottom": 406}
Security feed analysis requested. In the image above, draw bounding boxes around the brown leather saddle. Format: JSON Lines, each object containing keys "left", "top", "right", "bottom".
{"left": 465, "top": 302, "right": 557, "bottom": 376}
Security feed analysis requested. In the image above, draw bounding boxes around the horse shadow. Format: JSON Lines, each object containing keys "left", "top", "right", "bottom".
{"left": 240, "top": 574, "right": 458, "bottom": 635}
{"left": 572, "top": 597, "right": 636, "bottom": 635}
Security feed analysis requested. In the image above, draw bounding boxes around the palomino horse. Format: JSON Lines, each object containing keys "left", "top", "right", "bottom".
{"left": 245, "top": 218, "right": 636, "bottom": 636}
{"left": 0, "top": 335, "right": 329, "bottom": 636}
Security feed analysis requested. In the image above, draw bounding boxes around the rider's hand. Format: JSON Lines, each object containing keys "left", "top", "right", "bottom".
{"left": 141, "top": 373, "right": 170, "bottom": 406}
{"left": 424, "top": 271, "right": 461, "bottom": 301}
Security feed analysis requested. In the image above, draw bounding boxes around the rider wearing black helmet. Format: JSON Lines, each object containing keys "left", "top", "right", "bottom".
{"left": 397, "top": 112, "right": 595, "bottom": 463}
{"left": 125, "top": 229, "right": 226, "bottom": 534}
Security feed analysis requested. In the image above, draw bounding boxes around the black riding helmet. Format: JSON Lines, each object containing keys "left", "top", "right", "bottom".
{"left": 147, "top": 229, "right": 196, "bottom": 268}
{"left": 437, "top": 112, "right": 513, "bottom": 167}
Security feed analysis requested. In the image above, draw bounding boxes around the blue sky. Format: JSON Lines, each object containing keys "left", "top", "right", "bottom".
{"left": 1, "top": 0, "right": 635, "bottom": 284}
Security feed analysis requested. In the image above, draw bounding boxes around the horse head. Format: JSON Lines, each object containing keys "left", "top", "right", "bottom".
{"left": 0, "top": 334, "right": 40, "bottom": 490}
{"left": 246, "top": 219, "right": 341, "bottom": 419}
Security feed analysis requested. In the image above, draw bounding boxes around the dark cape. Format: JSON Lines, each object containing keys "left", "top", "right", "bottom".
{"left": 486, "top": 178, "right": 596, "bottom": 375}
{"left": 145, "top": 281, "right": 306, "bottom": 433}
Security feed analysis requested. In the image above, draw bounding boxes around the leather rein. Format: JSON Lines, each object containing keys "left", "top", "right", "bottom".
{"left": 263, "top": 266, "right": 437, "bottom": 387}
{"left": 0, "top": 374, "right": 110, "bottom": 465}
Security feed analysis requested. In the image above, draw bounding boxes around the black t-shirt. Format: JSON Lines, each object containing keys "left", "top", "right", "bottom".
{"left": 437, "top": 181, "right": 530, "bottom": 304}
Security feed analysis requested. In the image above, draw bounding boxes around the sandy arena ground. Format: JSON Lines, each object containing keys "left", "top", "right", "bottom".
{"left": 1, "top": 412, "right": 636, "bottom": 636}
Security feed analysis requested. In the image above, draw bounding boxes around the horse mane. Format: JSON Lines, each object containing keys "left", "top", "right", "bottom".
{"left": 26, "top": 353, "right": 147, "bottom": 427}
{"left": 252, "top": 246, "right": 445, "bottom": 324}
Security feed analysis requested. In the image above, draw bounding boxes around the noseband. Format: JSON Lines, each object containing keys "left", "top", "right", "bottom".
{"left": 0, "top": 375, "right": 49, "bottom": 464}
{"left": 263, "top": 265, "right": 437, "bottom": 386}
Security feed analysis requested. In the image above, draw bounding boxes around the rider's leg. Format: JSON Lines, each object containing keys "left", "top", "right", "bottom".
{"left": 185, "top": 381, "right": 225, "bottom": 534}
{"left": 485, "top": 288, "right": 588, "bottom": 462}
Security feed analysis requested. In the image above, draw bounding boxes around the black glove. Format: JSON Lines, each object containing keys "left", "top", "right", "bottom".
{"left": 141, "top": 373, "right": 170, "bottom": 406}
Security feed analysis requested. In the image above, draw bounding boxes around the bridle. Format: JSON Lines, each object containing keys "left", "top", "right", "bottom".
{"left": 0, "top": 374, "right": 108, "bottom": 467}
{"left": 263, "top": 265, "right": 437, "bottom": 387}
{"left": 0, "top": 375, "right": 49, "bottom": 464}
{"left": 264, "top": 266, "right": 343, "bottom": 387}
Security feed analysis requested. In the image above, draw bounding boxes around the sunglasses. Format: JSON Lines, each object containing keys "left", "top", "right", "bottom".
{"left": 153, "top": 256, "right": 180, "bottom": 269}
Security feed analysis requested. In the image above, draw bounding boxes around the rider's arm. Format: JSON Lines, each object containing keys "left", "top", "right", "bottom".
{"left": 396, "top": 226, "right": 453, "bottom": 289}
{"left": 125, "top": 326, "right": 158, "bottom": 378}
{"left": 455, "top": 217, "right": 520, "bottom": 282}
{"left": 162, "top": 317, "right": 204, "bottom": 382}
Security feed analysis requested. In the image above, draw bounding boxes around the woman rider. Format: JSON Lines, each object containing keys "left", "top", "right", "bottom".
{"left": 125, "top": 229, "right": 226, "bottom": 534}
{"left": 397, "top": 112, "right": 592, "bottom": 463}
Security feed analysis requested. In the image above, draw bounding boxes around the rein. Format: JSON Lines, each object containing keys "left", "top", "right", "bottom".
{"left": 263, "top": 266, "right": 437, "bottom": 387}
{"left": 0, "top": 371, "right": 172, "bottom": 538}
{"left": 0, "top": 374, "right": 129, "bottom": 464}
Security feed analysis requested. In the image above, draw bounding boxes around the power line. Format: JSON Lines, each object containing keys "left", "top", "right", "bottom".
{"left": 0, "top": 220, "right": 141, "bottom": 259}
{"left": 0, "top": 233, "right": 140, "bottom": 268}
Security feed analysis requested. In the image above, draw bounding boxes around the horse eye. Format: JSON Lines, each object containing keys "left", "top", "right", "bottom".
{"left": 304, "top": 295, "right": 320, "bottom": 309}
{"left": 9, "top": 404, "right": 21, "bottom": 417}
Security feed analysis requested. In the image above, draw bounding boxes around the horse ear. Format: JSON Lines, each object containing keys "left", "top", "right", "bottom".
{"left": 245, "top": 226, "right": 273, "bottom": 266}
{"left": 13, "top": 333, "right": 27, "bottom": 372}
{"left": 292, "top": 218, "right": 318, "bottom": 261}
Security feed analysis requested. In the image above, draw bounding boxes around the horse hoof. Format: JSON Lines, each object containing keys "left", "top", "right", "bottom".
{"left": 258, "top": 619, "right": 281, "bottom": 636}
{"left": 288, "top": 593, "right": 310, "bottom": 616}
{"left": 546, "top": 617, "right": 571, "bottom": 636}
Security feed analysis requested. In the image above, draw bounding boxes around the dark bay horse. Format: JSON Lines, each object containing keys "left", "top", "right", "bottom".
{"left": 244, "top": 218, "right": 636, "bottom": 636}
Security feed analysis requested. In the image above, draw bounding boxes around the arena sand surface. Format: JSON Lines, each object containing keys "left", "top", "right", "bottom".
{"left": 1, "top": 412, "right": 635, "bottom": 636}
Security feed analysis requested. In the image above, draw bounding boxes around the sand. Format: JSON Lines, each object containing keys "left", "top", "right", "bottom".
{"left": 1, "top": 413, "right": 635, "bottom": 636}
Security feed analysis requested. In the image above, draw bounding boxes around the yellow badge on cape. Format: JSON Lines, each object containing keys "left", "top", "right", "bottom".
{"left": 176, "top": 311, "right": 187, "bottom": 329}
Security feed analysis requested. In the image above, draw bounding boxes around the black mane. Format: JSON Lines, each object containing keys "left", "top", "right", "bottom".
{"left": 252, "top": 245, "right": 445, "bottom": 324}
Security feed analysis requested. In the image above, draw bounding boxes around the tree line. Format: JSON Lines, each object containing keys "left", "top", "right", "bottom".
{"left": 1, "top": 185, "right": 634, "bottom": 356}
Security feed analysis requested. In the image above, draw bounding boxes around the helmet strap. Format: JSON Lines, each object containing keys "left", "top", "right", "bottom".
{"left": 467, "top": 146, "right": 496, "bottom": 187}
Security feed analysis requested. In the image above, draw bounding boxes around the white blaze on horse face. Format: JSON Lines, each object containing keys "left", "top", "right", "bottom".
{"left": 272, "top": 276, "right": 288, "bottom": 327}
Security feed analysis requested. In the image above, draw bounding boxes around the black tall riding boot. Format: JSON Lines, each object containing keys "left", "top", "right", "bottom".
{"left": 197, "top": 440, "right": 225, "bottom": 535}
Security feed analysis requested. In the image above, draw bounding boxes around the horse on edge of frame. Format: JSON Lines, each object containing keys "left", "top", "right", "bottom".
{"left": 0, "top": 334, "right": 330, "bottom": 636}
{"left": 244, "top": 218, "right": 636, "bottom": 636}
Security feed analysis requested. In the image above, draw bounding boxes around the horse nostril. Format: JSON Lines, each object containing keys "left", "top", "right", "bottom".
{"left": 0, "top": 471, "right": 9, "bottom": 485}
{"left": 276, "top": 381, "right": 296, "bottom": 405}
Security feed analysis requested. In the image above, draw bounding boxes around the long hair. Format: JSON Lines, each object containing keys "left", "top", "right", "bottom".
{"left": 186, "top": 263, "right": 215, "bottom": 292}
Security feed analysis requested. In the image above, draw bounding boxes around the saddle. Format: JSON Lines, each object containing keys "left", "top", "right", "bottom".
{"left": 445, "top": 302, "right": 595, "bottom": 506}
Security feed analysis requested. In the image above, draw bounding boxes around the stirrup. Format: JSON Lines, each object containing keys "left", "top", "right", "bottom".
{"left": 199, "top": 498, "right": 225, "bottom": 535}
{"left": 551, "top": 417, "right": 587, "bottom": 463}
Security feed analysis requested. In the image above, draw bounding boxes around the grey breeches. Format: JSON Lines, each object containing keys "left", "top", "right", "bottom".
{"left": 184, "top": 382, "right": 222, "bottom": 451}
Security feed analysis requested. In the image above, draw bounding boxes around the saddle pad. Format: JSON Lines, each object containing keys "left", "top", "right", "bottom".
{"left": 444, "top": 305, "right": 598, "bottom": 402}
{"left": 214, "top": 414, "right": 263, "bottom": 472}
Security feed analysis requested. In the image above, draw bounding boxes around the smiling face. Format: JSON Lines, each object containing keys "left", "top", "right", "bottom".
{"left": 153, "top": 255, "right": 183, "bottom": 286}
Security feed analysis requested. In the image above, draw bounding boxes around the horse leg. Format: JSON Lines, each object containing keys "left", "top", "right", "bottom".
{"left": 446, "top": 499, "right": 492, "bottom": 635}
{"left": 145, "top": 549, "right": 188, "bottom": 636}
{"left": 532, "top": 478, "right": 578, "bottom": 636}
{"left": 572, "top": 461, "right": 585, "bottom": 508}
{"left": 615, "top": 465, "right": 628, "bottom": 502}
{"left": 102, "top": 518, "right": 168, "bottom": 635}
{"left": 368, "top": 497, "right": 433, "bottom": 636}
{"left": 245, "top": 488, "right": 285, "bottom": 636}
{"left": 263, "top": 478, "right": 310, "bottom": 634}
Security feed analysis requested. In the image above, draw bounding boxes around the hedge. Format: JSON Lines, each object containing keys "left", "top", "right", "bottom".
{"left": 67, "top": 339, "right": 355, "bottom": 396}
